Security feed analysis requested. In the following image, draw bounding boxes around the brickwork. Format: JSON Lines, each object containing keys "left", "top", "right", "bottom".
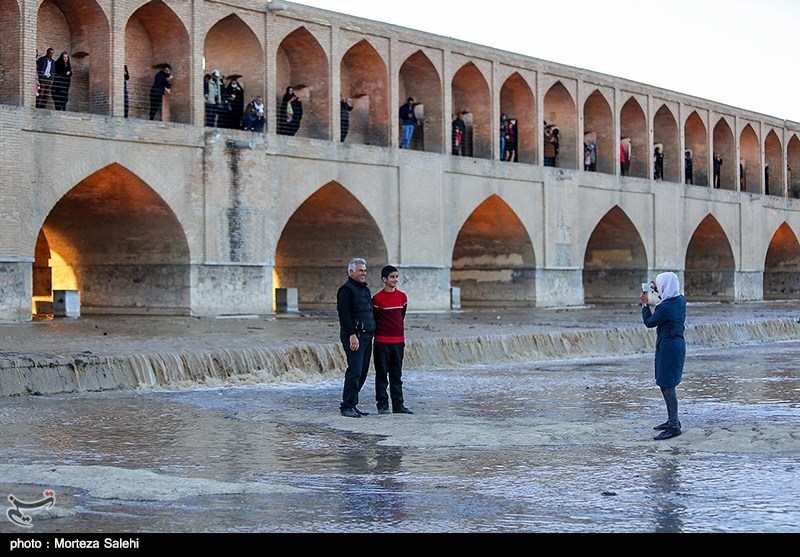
{"left": 0, "top": 1, "right": 799, "bottom": 322}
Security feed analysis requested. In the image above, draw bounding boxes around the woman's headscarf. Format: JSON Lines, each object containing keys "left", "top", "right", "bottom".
{"left": 655, "top": 272, "right": 681, "bottom": 301}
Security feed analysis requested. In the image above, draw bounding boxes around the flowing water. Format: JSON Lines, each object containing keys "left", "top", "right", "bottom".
{"left": 1, "top": 336, "right": 798, "bottom": 534}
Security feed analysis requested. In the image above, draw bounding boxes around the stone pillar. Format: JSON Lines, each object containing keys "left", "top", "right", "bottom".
{"left": 190, "top": 263, "right": 272, "bottom": 316}
{"left": 735, "top": 270, "right": 763, "bottom": 301}
{"left": 393, "top": 265, "right": 451, "bottom": 311}
{"left": 0, "top": 260, "right": 33, "bottom": 322}
{"left": 534, "top": 267, "right": 585, "bottom": 307}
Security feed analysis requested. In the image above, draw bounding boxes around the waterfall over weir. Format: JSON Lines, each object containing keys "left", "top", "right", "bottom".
{"left": 2, "top": 318, "right": 799, "bottom": 397}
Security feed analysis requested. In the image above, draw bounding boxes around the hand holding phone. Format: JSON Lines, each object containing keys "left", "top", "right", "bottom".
{"left": 641, "top": 282, "right": 653, "bottom": 293}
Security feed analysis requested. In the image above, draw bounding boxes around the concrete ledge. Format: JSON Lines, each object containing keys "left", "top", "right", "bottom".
{"left": 2, "top": 317, "right": 798, "bottom": 397}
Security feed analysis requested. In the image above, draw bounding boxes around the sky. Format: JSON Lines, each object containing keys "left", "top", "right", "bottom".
{"left": 291, "top": 0, "right": 800, "bottom": 123}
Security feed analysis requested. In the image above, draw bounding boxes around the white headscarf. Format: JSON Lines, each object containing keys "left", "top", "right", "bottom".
{"left": 655, "top": 272, "right": 681, "bottom": 301}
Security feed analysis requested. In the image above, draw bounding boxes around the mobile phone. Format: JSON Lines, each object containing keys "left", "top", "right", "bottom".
{"left": 641, "top": 282, "right": 653, "bottom": 293}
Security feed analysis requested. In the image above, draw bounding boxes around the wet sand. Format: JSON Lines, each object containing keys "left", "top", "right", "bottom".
{"left": 0, "top": 341, "right": 798, "bottom": 533}
{"left": 0, "top": 301, "right": 798, "bottom": 533}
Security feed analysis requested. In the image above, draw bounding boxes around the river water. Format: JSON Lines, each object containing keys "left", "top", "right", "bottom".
{"left": 0, "top": 340, "right": 798, "bottom": 534}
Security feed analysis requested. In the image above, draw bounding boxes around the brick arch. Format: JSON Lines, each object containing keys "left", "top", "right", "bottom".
{"left": 37, "top": 0, "right": 111, "bottom": 115}
{"left": 712, "top": 117, "right": 735, "bottom": 190}
{"left": 276, "top": 27, "right": 330, "bottom": 140}
{"left": 37, "top": 162, "right": 191, "bottom": 315}
{"left": 789, "top": 134, "right": 800, "bottom": 198}
{"left": 764, "top": 222, "right": 800, "bottom": 299}
{"left": 126, "top": 2, "right": 190, "bottom": 123}
{"left": 451, "top": 194, "right": 536, "bottom": 307}
{"left": 0, "top": 0, "right": 22, "bottom": 106}
{"left": 685, "top": 214, "right": 736, "bottom": 301}
{"left": 620, "top": 97, "right": 647, "bottom": 178}
{"left": 203, "top": 14, "right": 265, "bottom": 105}
{"left": 499, "top": 72, "right": 536, "bottom": 163}
{"left": 341, "top": 39, "right": 389, "bottom": 146}
{"left": 583, "top": 90, "right": 613, "bottom": 174}
{"left": 543, "top": 81, "right": 577, "bottom": 169}
{"left": 740, "top": 123, "right": 760, "bottom": 193}
{"left": 274, "top": 182, "right": 387, "bottom": 309}
{"left": 684, "top": 111, "right": 708, "bottom": 187}
{"left": 764, "top": 130, "right": 783, "bottom": 196}
{"left": 582, "top": 206, "right": 647, "bottom": 303}
{"left": 398, "top": 50, "right": 442, "bottom": 153}
{"left": 653, "top": 104, "right": 680, "bottom": 182}
{"left": 452, "top": 62, "right": 491, "bottom": 159}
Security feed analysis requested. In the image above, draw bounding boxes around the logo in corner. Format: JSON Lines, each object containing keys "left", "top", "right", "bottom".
{"left": 6, "top": 489, "right": 56, "bottom": 528}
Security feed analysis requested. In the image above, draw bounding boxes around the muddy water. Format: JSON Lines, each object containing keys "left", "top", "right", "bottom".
{"left": 0, "top": 341, "right": 798, "bottom": 533}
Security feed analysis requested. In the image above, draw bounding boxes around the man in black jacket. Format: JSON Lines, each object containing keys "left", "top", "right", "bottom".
{"left": 36, "top": 48, "right": 55, "bottom": 109}
{"left": 337, "top": 258, "right": 376, "bottom": 417}
{"left": 399, "top": 97, "right": 418, "bottom": 148}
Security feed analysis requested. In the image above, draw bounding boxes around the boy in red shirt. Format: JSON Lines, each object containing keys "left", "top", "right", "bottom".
{"left": 372, "top": 265, "right": 414, "bottom": 414}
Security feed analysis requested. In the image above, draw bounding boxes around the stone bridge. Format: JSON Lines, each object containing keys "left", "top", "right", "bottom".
{"left": 1, "top": 0, "right": 799, "bottom": 322}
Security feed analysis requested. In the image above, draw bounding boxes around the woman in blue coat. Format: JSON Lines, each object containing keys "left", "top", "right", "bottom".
{"left": 639, "top": 272, "right": 686, "bottom": 440}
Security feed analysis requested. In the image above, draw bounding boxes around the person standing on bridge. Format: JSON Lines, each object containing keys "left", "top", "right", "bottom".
{"left": 337, "top": 258, "right": 376, "bottom": 418}
{"left": 36, "top": 48, "right": 56, "bottom": 109}
{"left": 713, "top": 153, "right": 723, "bottom": 188}
{"left": 684, "top": 150, "right": 693, "bottom": 184}
{"left": 452, "top": 112, "right": 466, "bottom": 156}
{"left": 340, "top": 96, "right": 353, "bottom": 142}
{"left": 653, "top": 146, "right": 664, "bottom": 180}
{"left": 149, "top": 64, "right": 172, "bottom": 121}
{"left": 544, "top": 125, "right": 557, "bottom": 166}
{"left": 639, "top": 272, "right": 686, "bottom": 440}
{"left": 399, "top": 97, "right": 418, "bottom": 149}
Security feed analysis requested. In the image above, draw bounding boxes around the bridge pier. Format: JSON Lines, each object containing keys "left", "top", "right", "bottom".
{"left": 534, "top": 267, "right": 585, "bottom": 308}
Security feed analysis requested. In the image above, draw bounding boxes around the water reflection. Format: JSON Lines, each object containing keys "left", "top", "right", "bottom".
{"left": 0, "top": 341, "right": 798, "bottom": 533}
{"left": 650, "top": 456, "right": 685, "bottom": 533}
{"left": 333, "top": 443, "right": 408, "bottom": 525}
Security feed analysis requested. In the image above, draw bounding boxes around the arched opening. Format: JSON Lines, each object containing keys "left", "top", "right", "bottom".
{"left": 739, "top": 124, "right": 760, "bottom": 193}
{"left": 126, "top": 2, "right": 191, "bottom": 123}
{"left": 583, "top": 90, "right": 613, "bottom": 174}
{"left": 451, "top": 63, "right": 491, "bottom": 160}
{"left": 274, "top": 182, "right": 387, "bottom": 310}
{"left": 764, "top": 223, "right": 800, "bottom": 299}
{"left": 498, "top": 72, "right": 536, "bottom": 163}
{"left": 398, "top": 51, "right": 442, "bottom": 153}
{"left": 276, "top": 27, "right": 330, "bottom": 139}
{"left": 37, "top": 0, "right": 111, "bottom": 115}
{"left": 582, "top": 206, "right": 647, "bottom": 303}
{"left": 0, "top": 0, "right": 22, "bottom": 106}
{"left": 35, "top": 163, "right": 191, "bottom": 316}
{"left": 653, "top": 105, "right": 679, "bottom": 182}
{"left": 543, "top": 81, "right": 577, "bottom": 169}
{"left": 340, "top": 39, "right": 389, "bottom": 146}
{"left": 685, "top": 215, "right": 735, "bottom": 300}
{"left": 451, "top": 195, "right": 536, "bottom": 307}
{"left": 620, "top": 97, "right": 647, "bottom": 178}
{"left": 684, "top": 111, "right": 708, "bottom": 187}
{"left": 202, "top": 14, "right": 265, "bottom": 130}
{"left": 789, "top": 134, "right": 800, "bottom": 198}
{"left": 712, "top": 118, "right": 735, "bottom": 190}
{"left": 764, "top": 130, "right": 783, "bottom": 196}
